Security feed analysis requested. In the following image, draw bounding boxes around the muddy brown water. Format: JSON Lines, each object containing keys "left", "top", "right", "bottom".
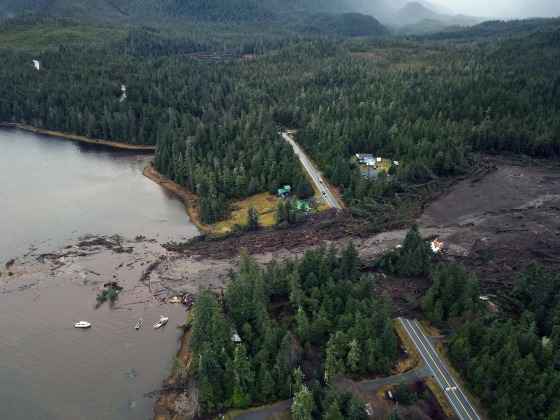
{"left": 0, "top": 127, "right": 199, "bottom": 419}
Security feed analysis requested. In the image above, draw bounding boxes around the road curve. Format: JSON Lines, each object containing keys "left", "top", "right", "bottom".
{"left": 399, "top": 318, "right": 482, "bottom": 420}
{"left": 281, "top": 132, "right": 342, "bottom": 209}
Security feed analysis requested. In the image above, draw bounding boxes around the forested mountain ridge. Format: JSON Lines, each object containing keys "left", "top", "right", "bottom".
{"left": 0, "top": 0, "right": 389, "bottom": 25}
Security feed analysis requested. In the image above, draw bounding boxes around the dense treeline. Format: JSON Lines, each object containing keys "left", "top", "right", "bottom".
{"left": 450, "top": 317, "right": 560, "bottom": 418}
{"left": 418, "top": 256, "right": 560, "bottom": 417}
{"left": 378, "top": 223, "right": 433, "bottom": 276}
{"left": 1, "top": 19, "right": 559, "bottom": 225}
{"left": 421, "top": 262, "right": 480, "bottom": 328}
{"left": 154, "top": 112, "right": 312, "bottom": 222}
{"left": 187, "top": 243, "right": 397, "bottom": 414}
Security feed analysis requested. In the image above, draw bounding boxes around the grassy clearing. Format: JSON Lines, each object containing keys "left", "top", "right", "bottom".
{"left": 0, "top": 24, "right": 126, "bottom": 52}
{"left": 212, "top": 193, "right": 280, "bottom": 233}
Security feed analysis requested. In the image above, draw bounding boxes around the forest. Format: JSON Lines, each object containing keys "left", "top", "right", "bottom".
{"left": 185, "top": 242, "right": 397, "bottom": 417}
{"left": 179, "top": 222, "right": 560, "bottom": 418}
{"left": 1, "top": 15, "right": 559, "bottom": 224}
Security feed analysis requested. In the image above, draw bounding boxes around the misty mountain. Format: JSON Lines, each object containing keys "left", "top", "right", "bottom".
{"left": 0, "top": 0, "right": 395, "bottom": 26}
{"left": 507, "top": 0, "right": 560, "bottom": 19}
{"left": 386, "top": 0, "right": 455, "bottom": 15}
{"left": 423, "top": 17, "right": 560, "bottom": 40}
{"left": 0, "top": 0, "right": 126, "bottom": 21}
{"left": 388, "top": 2, "right": 480, "bottom": 32}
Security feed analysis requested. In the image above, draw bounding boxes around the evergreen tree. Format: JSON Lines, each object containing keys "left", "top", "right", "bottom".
{"left": 246, "top": 205, "right": 260, "bottom": 231}
{"left": 292, "top": 385, "right": 314, "bottom": 420}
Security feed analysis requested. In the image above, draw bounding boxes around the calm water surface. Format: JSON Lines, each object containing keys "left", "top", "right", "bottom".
{"left": 0, "top": 127, "right": 199, "bottom": 419}
{"left": 0, "top": 127, "right": 198, "bottom": 264}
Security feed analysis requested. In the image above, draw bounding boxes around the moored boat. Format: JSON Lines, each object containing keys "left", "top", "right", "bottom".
{"left": 153, "top": 316, "right": 168, "bottom": 329}
{"left": 74, "top": 321, "right": 91, "bottom": 328}
{"left": 135, "top": 319, "right": 143, "bottom": 330}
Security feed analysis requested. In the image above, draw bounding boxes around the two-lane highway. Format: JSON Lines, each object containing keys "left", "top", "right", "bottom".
{"left": 281, "top": 132, "right": 341, "bottom": 209}
{"left": 399, "top": 318, "right": 481, "bottom": 420}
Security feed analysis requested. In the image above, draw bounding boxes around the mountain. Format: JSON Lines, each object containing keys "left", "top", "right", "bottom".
{"left": 304, "top": 12, "right": 390, "bottom": 37}
{"left": 392, "top": 2, "right": 442, "bottom": 25}
{"left": 506, "top": 0, "right": 560, "bottom": 19}
{"left": 423, "top": 17, "right": 560, "bottom": 40}
{"left": 389, "top": 2, "right": 480, "bottom": 32}
{"left": 0, "top": 0, "right": 393, "bottom": 25}
{"left": 0, "top": 0, "right": 126, "bottom": 21}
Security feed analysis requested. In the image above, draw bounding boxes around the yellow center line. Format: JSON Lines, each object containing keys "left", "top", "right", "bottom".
{"left": 404, "top": 319, "right": 473, "bottom": 420}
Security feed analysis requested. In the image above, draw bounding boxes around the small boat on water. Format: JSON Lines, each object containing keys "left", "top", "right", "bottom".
{"left": 135, "top": 319, "right": 143, "bottom": 330}
{"left": 153, "top": 316, "right": 168, "bottom": 329}
{"left": 74, "top": 321, "right": 91, "bottom": 328}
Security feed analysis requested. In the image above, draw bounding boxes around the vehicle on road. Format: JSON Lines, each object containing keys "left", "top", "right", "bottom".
{"left": 318, "top": 177, "right": 322, "bottom": 183}
{"left": 322, "top": 190, "right": 326, "bottom": 195}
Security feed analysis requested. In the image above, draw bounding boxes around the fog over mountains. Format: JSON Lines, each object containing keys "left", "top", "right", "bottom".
{"left": 426, "top": 0, "right": 560, "bottom": 19}
{"left": 0, "top": 0, "right": 558, "bottom": 34}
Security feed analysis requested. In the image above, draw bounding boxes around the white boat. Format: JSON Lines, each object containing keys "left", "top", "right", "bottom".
{"left": 135, "top": 319, "right": 143, "bottom": 330}
{"left": 74, "top": 321, "right": 91, "bottom": 328}
{"left": 153, "top": 316, "right": 168, "bottom": 329}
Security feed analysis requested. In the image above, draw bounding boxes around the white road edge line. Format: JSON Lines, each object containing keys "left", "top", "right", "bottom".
{"left": 399, "top": 318, "right": 467, "bottom": 420}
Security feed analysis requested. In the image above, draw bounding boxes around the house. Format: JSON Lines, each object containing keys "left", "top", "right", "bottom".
{"left": 431, "top": 239, "right": 444, "bottom": 253}
{"left": 278, "top": 185, "right": 291, "bottom": 198}
{"left": 296, "top": 200, "right": 310, "bottom": 213}
{"left": 356, "top": 153, "right": 373, "bottom": 164}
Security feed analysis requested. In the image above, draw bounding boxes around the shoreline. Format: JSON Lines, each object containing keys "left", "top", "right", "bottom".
{"left": 142, "top": 163, "right": 214, "bottom": 234}
{"left": 0, "top": 123, "right": 157, "bottom": 151}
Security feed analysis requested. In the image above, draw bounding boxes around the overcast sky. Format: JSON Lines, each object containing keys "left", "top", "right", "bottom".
{"left": 431, "top": 0, "right": 560, "bottom": 18}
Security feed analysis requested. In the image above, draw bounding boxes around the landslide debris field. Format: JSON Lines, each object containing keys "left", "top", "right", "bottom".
{"left": 418, "top": 163, "right": 560, "bottom": 289}
{"left": 4, "top": 162, "right": 558, "bottom": 318}
{"left": 173, "top": 162, "right": 560, "bottom": 296}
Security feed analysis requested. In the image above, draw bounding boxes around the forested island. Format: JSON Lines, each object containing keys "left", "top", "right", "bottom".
{"left": 1, "top": 1, "right": 560, "bottom": 419}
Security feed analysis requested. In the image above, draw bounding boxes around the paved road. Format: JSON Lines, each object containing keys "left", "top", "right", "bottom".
{"left": 235, "top": 366, "right": 431, "bottom": 420}
{"left": 399, "top": 318, "right": 482, "bottom": 420}
{"left": 281, "top": 132, "right": 342, "bottom": 209}
{"left": 361, "top": 365, "right": 431, "bottom": 391}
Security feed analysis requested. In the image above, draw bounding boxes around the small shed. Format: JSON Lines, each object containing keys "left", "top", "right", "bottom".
{"left": 283, "top": 185, "right": 291, "bottom": 192}
{"left": 278, "top": 188, "right": 289, "bottom": 198}
{"left": 296, "top": 201, "right": 310, "bottom": 213}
